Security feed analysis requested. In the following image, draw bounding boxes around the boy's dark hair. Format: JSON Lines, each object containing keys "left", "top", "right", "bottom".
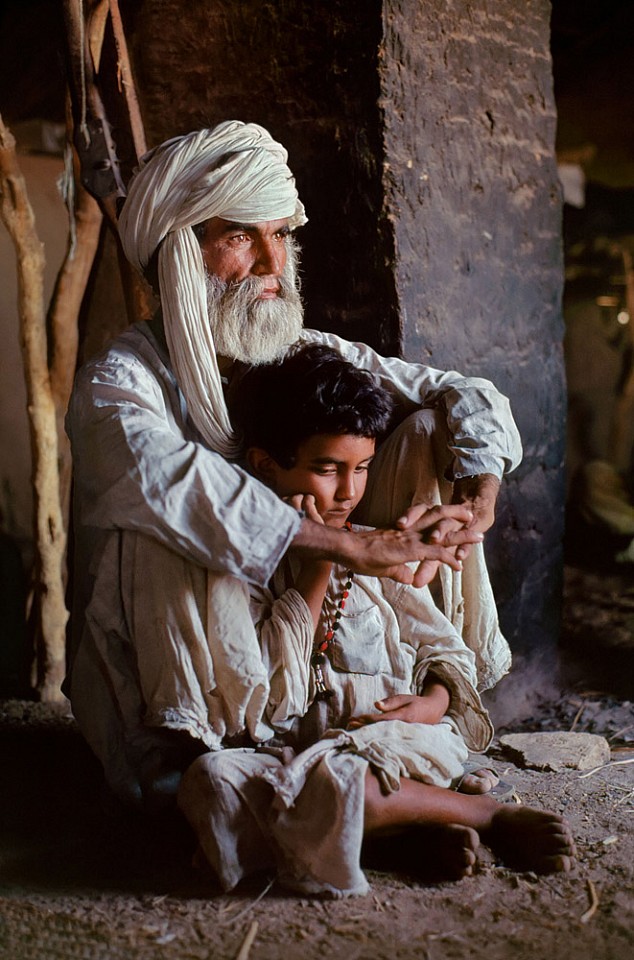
{"left": 232, "top": 344, "right": 395, "bottom": 468}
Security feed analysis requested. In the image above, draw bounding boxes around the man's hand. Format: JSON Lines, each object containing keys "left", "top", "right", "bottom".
{"left": 347, "top": 684, "right": 450, "bottom": 729}
{"left": 395, "top": 474, "right": 501, "bottom": 574}
{"left": 451, "top": 473, "right": 501, "bottom": 553}
{"left": 290, "top": 510, "right": 483, "bottom": 587}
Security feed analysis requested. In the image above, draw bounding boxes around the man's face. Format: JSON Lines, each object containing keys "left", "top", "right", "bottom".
{"left": 262, "top": 434, "right": 376, "bottom": 527}
{"left": 199, "top": 217, "right": 290, "bottom": 296}
{"left": 200, "top": 216, "right": 303, "bottom": 365}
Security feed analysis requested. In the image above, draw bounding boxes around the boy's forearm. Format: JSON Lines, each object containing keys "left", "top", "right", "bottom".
{"left": 294, "top": 560, "right": 332, "bottom": 630}
{"left": 420, "top": 678, "right": 451, "bottom": 720}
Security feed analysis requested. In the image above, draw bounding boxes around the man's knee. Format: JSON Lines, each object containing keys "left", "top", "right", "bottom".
{"left": 382, "top": 408, "right": 448, "bottom": 452}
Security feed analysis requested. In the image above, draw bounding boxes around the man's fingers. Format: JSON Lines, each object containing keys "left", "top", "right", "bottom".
{"left": 441, "top": 528, "right": 483, "bottom": 548}
{"left": 380, "top": 563, "right": 415, "bottom": 585}
{"left": 411, "top": 558, "right": 441, "bottom": 587}
{"left": 395, "top": 502, "right": 429, "bottom": 529}
{"left": 397, "top": 503, "right": 474, "bottom": 531}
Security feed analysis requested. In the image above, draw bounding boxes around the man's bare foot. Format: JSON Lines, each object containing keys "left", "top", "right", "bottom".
{"left": 482, "top": 806, "right": 576, "bottom": 874}
{"left": 364, "top": 823, "right": 480, "bottom": 883}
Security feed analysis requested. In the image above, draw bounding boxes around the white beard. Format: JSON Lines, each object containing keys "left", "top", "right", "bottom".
{"left": 205, "top": 238, "right": 304, "bottom": 365}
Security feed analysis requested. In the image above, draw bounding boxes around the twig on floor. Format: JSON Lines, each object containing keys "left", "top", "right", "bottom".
{"left": 578, "top": 758, "right": 634, "bottom": 779}
{"left": 569, "top": 701, "right": 586, "bottom": 732}
{"left": 614, "top": 789, "right": 634, "bottom": 806}
{"left": 580, "top": 879, "right": 599, "bottom": 924}
{"left": 608, "top": 724, "right": 634, "bottom": 741}
{"left": 235, "top": 920, "right": 259, "bottom": 960}
{"left": 222, "top": 878, "right": 275, "bottom": 926}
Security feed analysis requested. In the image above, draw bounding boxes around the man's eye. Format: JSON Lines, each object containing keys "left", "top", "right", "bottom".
{"left": 229, "top": 233, "right": 250, "bottom": 243}
{"left": 274, "top": 229, "right": 291, "bottom": 241}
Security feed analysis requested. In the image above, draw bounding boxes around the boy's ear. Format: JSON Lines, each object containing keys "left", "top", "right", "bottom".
{"left": 246, "top": 447, "right": 278, "bottom": 484}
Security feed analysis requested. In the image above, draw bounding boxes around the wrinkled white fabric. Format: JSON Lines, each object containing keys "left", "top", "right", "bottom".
{"left": 118, "top": 121, "right": 306, "bottom": 457}
{"left": 66, "top": 320, "right": 517, "bottom": 801}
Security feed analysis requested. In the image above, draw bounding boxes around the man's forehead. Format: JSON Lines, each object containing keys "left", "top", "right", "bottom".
{"left": 215, "top": 217, "right": 290, "bottom": 233}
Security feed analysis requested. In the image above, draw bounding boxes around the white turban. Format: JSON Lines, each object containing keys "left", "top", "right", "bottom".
{"left": 118, "top": 121, "right": 307, "bottom": 457}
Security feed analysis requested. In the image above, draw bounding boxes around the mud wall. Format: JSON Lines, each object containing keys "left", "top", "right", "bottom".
{"left": 379, "top": 0, "right": 566, "bottom": 655}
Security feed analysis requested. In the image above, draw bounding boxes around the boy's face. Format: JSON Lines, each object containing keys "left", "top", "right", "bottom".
{"left": 263, "top": 433, "right": 375, "bottom": 527}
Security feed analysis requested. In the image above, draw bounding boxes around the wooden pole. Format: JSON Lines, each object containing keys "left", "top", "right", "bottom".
{"left": 108, "top": 0, "right": 147, "bottom": 161}
{"left": 0, "top": 116, "right": 68, "bottom": 702}
{"left": 48, "top": 128, "right": 103, "bottom": 531}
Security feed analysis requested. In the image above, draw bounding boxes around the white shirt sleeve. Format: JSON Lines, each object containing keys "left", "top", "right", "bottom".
{"left": 67, "top": 338, "right": 301, "bottom": 586}
{"left": 250, "top": 583, "right": 314, "bottom": 732}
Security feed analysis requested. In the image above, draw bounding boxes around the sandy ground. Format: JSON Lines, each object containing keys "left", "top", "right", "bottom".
{"left": 1, "top": 563, "right": 633, "bottom": 960}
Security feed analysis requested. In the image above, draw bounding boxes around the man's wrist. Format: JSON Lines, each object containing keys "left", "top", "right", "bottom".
{"left": 452, "top": 473, "right": 501, "bottom": 503}
{"left": 290, "top": 518, "right": 355, "bottom": 566}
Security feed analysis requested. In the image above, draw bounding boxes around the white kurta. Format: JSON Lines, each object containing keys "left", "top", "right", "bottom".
{"left": 65, "top": 321, "right": 519, "bottom": 801}
{"left": 178, "top": 557, "right": 494, "bottom": 897}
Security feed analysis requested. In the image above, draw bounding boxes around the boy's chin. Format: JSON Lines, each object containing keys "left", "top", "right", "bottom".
{"left": 323, "top": 512, "right": 352, "bottom": 528}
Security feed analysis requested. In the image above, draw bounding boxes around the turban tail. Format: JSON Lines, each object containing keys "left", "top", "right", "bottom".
{"left": 118, "top": 121, "right": 307, "bottom": 457}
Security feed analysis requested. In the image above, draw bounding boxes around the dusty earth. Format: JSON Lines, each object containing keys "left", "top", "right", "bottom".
{"left": 1, "top": 561, "right": 633, "bottom": 960}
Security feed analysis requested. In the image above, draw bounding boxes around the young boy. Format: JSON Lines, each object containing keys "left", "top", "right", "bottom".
{"left": 178, "top": 345, "right": 575, "bottom": 896}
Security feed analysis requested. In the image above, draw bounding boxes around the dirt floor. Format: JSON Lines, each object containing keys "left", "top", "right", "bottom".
{"left": 1, "top": 560, "right": 633, "bottom": 960}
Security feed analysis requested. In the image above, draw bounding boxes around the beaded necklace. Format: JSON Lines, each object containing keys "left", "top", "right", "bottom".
{"left": 311, "top": 521, "right": 354, "bottom": 702}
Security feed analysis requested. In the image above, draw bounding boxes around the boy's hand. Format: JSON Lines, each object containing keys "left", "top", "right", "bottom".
{"left": 346, "top": 685, "right": 450, "bottom": 729}
{"left": 285, "top": 493, "right": 324, "bottom": 525}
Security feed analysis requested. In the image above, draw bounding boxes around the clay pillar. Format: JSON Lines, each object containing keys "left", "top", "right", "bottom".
{"left": 378, "top": 0, "right": 565, "bottom": 657}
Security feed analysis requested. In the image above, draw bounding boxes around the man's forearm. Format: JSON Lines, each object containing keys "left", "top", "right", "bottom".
{"left": 289, "top": 515, "right": 483, "bottom": 585}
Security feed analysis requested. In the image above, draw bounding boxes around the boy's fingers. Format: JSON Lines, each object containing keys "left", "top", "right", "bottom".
{"left": 375, "top": 695, "right": 411, "bottom": 712}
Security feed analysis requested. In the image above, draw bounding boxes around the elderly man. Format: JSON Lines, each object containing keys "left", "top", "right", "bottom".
{"left": 65, "top": 121, "right": 521, "bottom": 808}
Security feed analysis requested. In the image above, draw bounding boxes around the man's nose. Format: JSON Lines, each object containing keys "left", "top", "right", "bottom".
{"left": 252, "top": 237, "right": 286, "bottom": 277}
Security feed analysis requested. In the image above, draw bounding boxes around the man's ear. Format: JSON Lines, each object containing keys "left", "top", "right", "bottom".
{"left": 246, "top": 447, "right": 279, "bottom": 484}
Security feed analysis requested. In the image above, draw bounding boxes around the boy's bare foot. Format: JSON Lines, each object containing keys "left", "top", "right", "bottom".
{"left": 457, "top": 767, "right": 500, "bottom": 795}
{"left": 363, "top": 823, "right": 480, "bottom": 883}
{"left": 411, "top": 823, "right": 480, "bottom": 881}
{"left": 483, "top": 806, "right": 576, "bottom": 874}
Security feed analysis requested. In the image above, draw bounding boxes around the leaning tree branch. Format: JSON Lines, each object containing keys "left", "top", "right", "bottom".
{"left": 0, "top": 115, "right": 68, "bottom": 702}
